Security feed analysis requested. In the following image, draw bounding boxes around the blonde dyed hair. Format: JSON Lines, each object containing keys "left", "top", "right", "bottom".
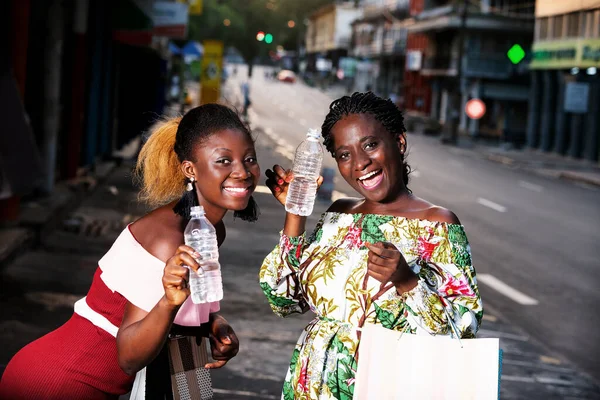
{"left": 134, "top": 117, "right": 186, "bottom": 207}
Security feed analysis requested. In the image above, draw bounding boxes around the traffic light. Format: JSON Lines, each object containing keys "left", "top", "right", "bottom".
{"left": 265, "top": 33, "right": 273, "bottom": 44}
{"left": 507, "top": 44, "right": 525, "bottom": 65}
{"left": 256, "top": 31, "right": 265, "bottom": 41}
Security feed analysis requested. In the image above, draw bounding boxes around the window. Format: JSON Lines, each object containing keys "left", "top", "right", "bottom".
{"left": 566, "top": 12, "right": 580, "bottom": 37}
{"left": 551, "top": 15, "right": 564, "bottom": 39}
{"left": 537, "top": 17, "right": 549, "bottom": 40}
{"left": 594, "top": 9, "right": 600, "bottom": 38}
{"left": 581, "top": 11, "right": 589, "bottom": 37}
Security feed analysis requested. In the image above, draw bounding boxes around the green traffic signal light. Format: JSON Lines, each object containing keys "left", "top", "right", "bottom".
{"left": 265, "top": 33, "right": 273, "bottom": 44}
{"left": 507, "top": 44, "right": 525, "bottom": 65}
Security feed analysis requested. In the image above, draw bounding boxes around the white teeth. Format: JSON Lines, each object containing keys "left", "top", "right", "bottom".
{"left": 224, "top": 187, "right": 247, "bottom": 193}
{"left": 358, "top": 170, "right": 381, "bottom": 181}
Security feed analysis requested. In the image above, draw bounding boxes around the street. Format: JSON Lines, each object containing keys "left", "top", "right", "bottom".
{"left": 1, "top": 67, "right": 599, "bottom": 399}
{"left": 228, "top": 65, "right": 600, "bottom": 397}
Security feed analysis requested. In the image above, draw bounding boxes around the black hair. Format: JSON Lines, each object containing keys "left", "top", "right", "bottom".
{"left": 321, "top": 91, "right": 411, "bottom": 189}
{"left": 173, "top": 104, "right": 259, "bottom": 221}
{"left": 174, "top": 103, "right": 251, "bottom": 162}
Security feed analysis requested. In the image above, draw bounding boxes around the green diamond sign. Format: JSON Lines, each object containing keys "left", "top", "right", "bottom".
{"left": 507, "top": 44, "right": 525, "bottom": 64}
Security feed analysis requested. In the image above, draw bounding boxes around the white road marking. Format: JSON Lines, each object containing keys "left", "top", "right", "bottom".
{"left": 482, "top": 314, "right": 497, "bottom": 322}
{"left": 501, "top": 375, "right": 536, "bottom": 383}
{"left": 274, "top": 137, "right": 287, "bottom": 147}
{"left": 476, "top": 197, "right": 507, "bottom": 213}
{"left": 502, "top": 359, "right": 573, "bottom": 373}
{"left": 411, "top": 170, "right": 421, "bottom": 178}
{"left": 477, "top": 329, "right": 529, "bottom": 341}
{"left": 519, "top": 180, "right": 544, "bottom": 192}
{"left": 332, "top": 190, "right": 348, "bottom": 201}
{"left": 254, "top": 185, "right": 272, "bottom": 194}
{"left": 535, "top": 376, "right": 579, "bottom": 386}
{"left": 477, "top": 274, "right": 539, "bottom": 305}
{"left": 213, "top": 388, "right": 279, "bottom": 399}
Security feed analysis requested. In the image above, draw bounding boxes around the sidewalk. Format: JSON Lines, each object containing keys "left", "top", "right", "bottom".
{"left": 0, "top": 133, "right": 144, "bottom": 269}
{"left": 317, "top": 83, "right": 600, "bottom": 189}
{"left": 452, "top": 138, "right": 600, "bottom": 188}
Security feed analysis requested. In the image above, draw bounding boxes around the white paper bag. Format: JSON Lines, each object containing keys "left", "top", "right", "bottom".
{"left": 353, "top": 323, "right": 501, "bottom": 400}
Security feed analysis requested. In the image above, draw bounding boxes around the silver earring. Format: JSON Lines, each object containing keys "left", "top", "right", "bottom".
{"left": 186, "top": 177, "right": 195, "bottom": 191}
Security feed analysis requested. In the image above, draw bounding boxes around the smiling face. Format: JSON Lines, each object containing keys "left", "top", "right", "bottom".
{"left": 182, "top": 128, "right": 260, "bottom": 215}
{"left": 330, "top": 113, "right": 407, "bottom": 203}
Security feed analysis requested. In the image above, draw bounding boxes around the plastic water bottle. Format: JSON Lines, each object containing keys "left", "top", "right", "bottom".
{"left": 285, "top": 128, "right": 323, "bottom": 216}
{"left": 184, "top": 206, "right": 223, "bottom": 304}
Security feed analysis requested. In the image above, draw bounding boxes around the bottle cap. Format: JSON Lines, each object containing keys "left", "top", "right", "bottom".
{"left": 307, "top": 128, "right": 321, "bottom": 139}
{"left": 190, "top": 205, "right": 205, "bottom": 216}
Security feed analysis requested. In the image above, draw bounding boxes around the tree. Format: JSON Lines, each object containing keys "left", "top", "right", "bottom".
{"left": 187, "top": 0, "right": 334, "bottom": 77}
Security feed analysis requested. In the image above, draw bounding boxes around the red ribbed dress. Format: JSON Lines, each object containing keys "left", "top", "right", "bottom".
{"left": 0, "top": 226, "right": 219, "bottom": 400}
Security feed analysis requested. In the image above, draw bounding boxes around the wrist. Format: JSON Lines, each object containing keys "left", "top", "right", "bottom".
{"left": 283, "top": 212, "right": 307, "bottom": 237}
{"left": 160, "top": 295, "right": 182, "bottom": 312}
{"left": 394, "top": 274, "right": 419, "bottom": 295}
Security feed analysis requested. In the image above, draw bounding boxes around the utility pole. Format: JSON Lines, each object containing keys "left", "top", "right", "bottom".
{"left": 441, "top": 0, "right": 468, "bottom": 145}
{"left": 41, "top": 0, "right": 65, "bottom": 193}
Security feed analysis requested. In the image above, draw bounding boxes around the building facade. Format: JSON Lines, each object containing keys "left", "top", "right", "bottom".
{"left": 305, "top": 2, "right": 363, "bottom": 74}
{"left": 527, "top": 0, "right": 600, "bottom": 161}
{"left": 408, "top": 0, "right": 534, "bottom": 143}
{"left": 350, "top": 0, "right": 410, "bottom": 97}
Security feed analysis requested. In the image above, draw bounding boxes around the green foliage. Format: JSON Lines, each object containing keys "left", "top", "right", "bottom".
{"left": 187, "top": 0, "right": 335, "bottom": 65}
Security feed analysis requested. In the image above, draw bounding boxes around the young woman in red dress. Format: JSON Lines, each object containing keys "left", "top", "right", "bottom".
{"left": 0, "top": 104, "right": 261, "bottom": 399}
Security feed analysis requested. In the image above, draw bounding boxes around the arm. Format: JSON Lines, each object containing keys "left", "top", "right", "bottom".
{"left": 117, "top": 298, "right": 178, "bottom": 375}
{"left": 260, "top": 165, "right": 325, "bottom": 317}
{"left": 259, "top": 227, "right": 315, "bottom": 317}
{"left": 116, "top": 245, "right": 197, "bottom": 375}
{"left": 367, "top": 210, "right": 482, "bottom": 338}
{"left": 402, "top": 221, "right": 482, "bottom": 338}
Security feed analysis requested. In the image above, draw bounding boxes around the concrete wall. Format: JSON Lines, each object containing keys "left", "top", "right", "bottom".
{"left": 334, "top": 6, "right": 363, "bottom": 49}
{"left": 536, "top": 0, "right": 599, "bottom": 17}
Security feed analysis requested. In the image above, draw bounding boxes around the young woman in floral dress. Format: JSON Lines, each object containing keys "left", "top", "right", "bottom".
{"left": 261, "top": 92, "right": 483, "bottom": 399}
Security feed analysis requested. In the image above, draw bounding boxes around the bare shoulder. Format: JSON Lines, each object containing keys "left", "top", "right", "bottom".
{"left": 424, "top": 206, "right": 461, "bottom": 225}
{"left": 326, "top": 197, "right": 363, "bottom": 213}
{"left": 129, "top": 205, "right": 183, "bottom": 263}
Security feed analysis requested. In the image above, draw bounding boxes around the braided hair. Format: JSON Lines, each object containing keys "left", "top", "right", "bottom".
{"left": 321, "top": 91, "right": 411, "bottom": 189}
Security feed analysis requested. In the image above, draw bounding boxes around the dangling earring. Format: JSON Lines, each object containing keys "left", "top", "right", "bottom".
{"left": 186, "top": 176, "right": 195, "bottom": 191}
{"left": 173, "top": 177, "right": 199, "bottom": 219}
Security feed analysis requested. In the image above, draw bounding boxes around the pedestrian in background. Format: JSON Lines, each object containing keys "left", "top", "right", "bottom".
{"left": 0, "top": 104, "right": 261, "bottom": 400}
{"left": 261, "top": 92, "right": 483, "bottom": 399}
{"left": 241, "top": 81, "right": 251, "bottom": 117}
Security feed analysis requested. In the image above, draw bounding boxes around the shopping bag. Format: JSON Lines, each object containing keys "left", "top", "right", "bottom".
{"left": 353, "top": 323, "right": 502, "bottom": 400}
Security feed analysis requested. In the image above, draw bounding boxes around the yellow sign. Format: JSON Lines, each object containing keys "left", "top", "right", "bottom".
{"left": 530, "top": 38, "right": 600, "bottom": 69}
{"left": 200, "top": 40, "right": 223, "bottom": 104}
{"left": 177, "top": 0, "right": 202, "bottom": 15}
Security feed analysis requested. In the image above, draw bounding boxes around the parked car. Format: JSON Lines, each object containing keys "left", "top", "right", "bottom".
{"left": 277, "top": 69, "right": 296, "bottom": 83}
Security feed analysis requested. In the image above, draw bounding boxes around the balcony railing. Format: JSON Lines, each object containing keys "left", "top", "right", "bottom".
{"left": 464, "top": 54, "right": 512, "bottom": 79}
{"left": 421, "top": 56, "right": 457, "bottom": 75}
{"left": 363, "top": 0, "right": 410, "bottom": 18}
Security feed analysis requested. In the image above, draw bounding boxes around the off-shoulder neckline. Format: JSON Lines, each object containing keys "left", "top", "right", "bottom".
{"left": 322, "top": 211, "right": 464, "bottom": 228}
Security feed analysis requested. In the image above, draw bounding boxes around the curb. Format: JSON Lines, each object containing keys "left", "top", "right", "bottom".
{"left": 557, "top": 171, "right": 600, "bottom": 188}
{"left": 0, "top": 161, "right": 118, "bottom": 268}
{"left": 484, "top": 154, "right": 600, "bottom": 188}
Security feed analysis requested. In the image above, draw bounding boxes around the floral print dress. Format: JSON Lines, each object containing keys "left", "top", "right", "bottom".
{"left": 259, "top": 212, "right": 483, "bottom": 400}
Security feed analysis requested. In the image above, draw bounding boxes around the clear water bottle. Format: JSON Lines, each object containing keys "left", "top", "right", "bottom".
{"left": 184, "top": 206, "right": 223, "bottom": 304}
{"left": 285, "top": 128, "right": 323, "bottom": 216}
